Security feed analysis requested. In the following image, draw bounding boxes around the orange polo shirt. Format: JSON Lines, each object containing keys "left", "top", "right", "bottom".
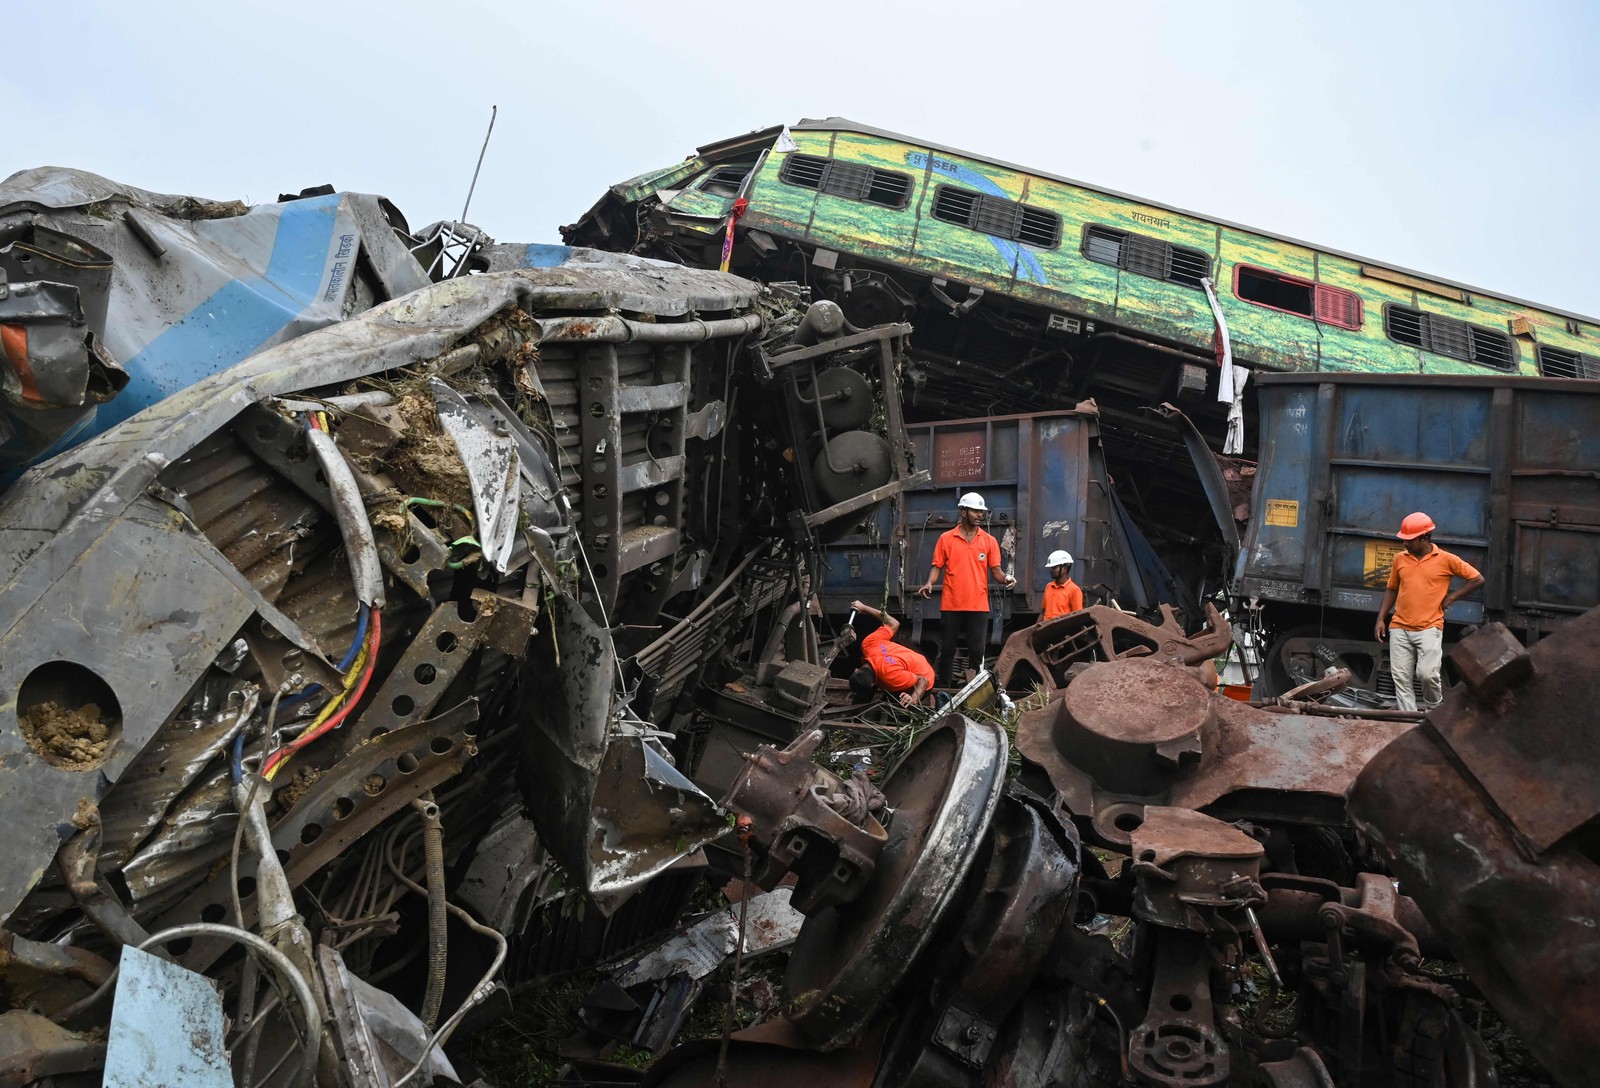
{"left": 861, "top": 625, "right": 935, "bottom": 693}
{"left": 1042, "top": 578, "right": 1083, "bottom": 620}
{"left": 932, "top": 527, "right": 1002, "bottom": 612}
{"left": 1386, "top": 545, "right": 1481, "bottom": 631}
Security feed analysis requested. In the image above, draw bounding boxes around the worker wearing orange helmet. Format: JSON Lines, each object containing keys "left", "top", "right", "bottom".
{"left": 1374, "top": 512, "right": 1484, "bottom": 712}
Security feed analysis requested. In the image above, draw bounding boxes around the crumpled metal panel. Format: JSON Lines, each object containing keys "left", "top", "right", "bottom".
{"left": 0, "top": 166, "right": 432, "bottom": 475}
{"left": 0, "top": 501, "right": 255, "bottom": 926}
{"left": 0, "top": 274, "right": 126, "bottom": 469}
{"left": 0, "top": 264, "right": 761, "bottom": 926}
{"left": 518, "top": 597, "right": 728, "bottom": 908}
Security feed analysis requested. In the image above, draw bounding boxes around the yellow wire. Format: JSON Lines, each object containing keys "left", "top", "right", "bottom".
{"left": 263, "top": 639, "right": 370, "bottom": 780}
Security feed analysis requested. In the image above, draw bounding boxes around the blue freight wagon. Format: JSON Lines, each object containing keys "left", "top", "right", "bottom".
{"left": 1237, "top": 371, "right": 1600, "bottom": 702}
{"left": 820, "top": 408, "right": 1184, "bottom": 648}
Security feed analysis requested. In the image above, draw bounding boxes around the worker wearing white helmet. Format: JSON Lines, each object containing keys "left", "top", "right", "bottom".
{"left": 1040, "top": 549, "right": 1083, "bottom": 621}
{"left": 917, "top": 492, "right": 1014, "bottom": 686}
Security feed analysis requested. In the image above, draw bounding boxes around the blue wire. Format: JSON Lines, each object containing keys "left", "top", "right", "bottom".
{"left": 338, "top": 604, "right": 370, "bottom": 671}
{"left": 230, "top": 730, "right": 246, "bottom": 784}
{"left": 277, "top": 603, "right": 369, "bottom": 711}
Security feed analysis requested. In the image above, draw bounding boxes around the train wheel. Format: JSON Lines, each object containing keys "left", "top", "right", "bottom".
{"left": 1262, "top": 625, "right": 1390, "bottom": 708}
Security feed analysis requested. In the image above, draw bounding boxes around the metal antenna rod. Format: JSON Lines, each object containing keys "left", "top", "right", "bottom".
{"left": 460, "top": 105, "right": 498, "bottom": 223}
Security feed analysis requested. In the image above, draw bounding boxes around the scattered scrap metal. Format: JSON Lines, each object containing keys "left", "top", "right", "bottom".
{"left": 0, "top": 166, "right": 1593, "bottom": 1088}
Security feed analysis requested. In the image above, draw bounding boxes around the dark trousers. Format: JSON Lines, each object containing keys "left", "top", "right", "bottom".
{"left": 937, "top": 610, "right": 991, "bottom": 687}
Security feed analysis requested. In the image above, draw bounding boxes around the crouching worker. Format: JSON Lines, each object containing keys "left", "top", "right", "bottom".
{"left": 847, "top": 599, "right": 935, "bottom": 708}
{"left": 1040, "top": 550, "right": 1083, "bottom": 621}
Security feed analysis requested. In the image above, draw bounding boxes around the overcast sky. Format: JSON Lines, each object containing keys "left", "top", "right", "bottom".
{"left": 8, "top": 0, "right": 1597, "bottom": 315}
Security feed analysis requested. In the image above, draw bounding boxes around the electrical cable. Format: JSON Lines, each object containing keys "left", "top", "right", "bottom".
{"left": 278, "top": 602, "right": 370, "bottom": 712}
{"left": 233, "top": 688, "right": 286, "bottom": 929}
{"left": 263, "top": 610, "right": 381, "bottom": 781}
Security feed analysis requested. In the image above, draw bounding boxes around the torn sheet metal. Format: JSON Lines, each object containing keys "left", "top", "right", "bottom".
{"left": 103, "top": 947, "right": 232, "bottom": 1088}
{"left": 322, "top": 944, "right": 459, "bottom": 1088}
{"left": 616, "top": 887, "right": 804, "bottom": 988}
{"left": 0, "top": 267, "right": 126, "bottom": 468}
{"left": 431, "top": 377, "right": 520, "bottom": 572}
{"left": 588, "top": 887, "right": 803, "bottom": 1055}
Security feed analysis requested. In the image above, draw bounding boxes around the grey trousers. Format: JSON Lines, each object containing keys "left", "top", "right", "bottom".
{"left": 1390, "top": 626, "right": 1443, "bottom": 711}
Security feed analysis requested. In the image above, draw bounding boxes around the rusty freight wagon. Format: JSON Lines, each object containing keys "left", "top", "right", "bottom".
{"left": 1239, "top": 371, "right": 1600, "bottom": 703}
{"left": 819, "top": 407, "right": 1195, "bottom": 646}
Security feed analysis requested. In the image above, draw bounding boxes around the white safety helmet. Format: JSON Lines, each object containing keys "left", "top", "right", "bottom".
{"left": 957, "top": 492, "right": 988, "bottom": 512}
{"left": 1046, "top": 550, "right": 1074, "bottom": 568}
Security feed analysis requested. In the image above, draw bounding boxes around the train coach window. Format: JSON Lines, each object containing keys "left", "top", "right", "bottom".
{"left": 1082, "top": 225, "right": 1209, "bottom": 289}
{"left": 1536, "top": 345, "right": 1600, "bottom": 379}
{"left": 932, "top": 186, "right": 1062, "bottom": 248}
{"left": 778, "top": 154, "right": 913, "bottom": 209}
{"left": 700, "top": 166, "right": 753, "bottom": 196}
{"left": 1385, "top": 305, "right": 1515, "bottom": 370}
{"left": 1235, "top": 266, "right": 1363, "bottom": 330}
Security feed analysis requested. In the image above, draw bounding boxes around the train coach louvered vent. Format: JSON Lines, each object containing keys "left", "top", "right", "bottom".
{"left": 1082, "top": 225, "right": 1210, "bottom": 289}
{"left": 1536, "top": 345, "right": 1600, "bottom": 379}
{"left": 1385, "top": 306, "right": 1515, "bottom": 370}
{"left": 933, "top": 187, "right": 1062, "bottom": 248}
{"left": 778, "top": 154, "right": 913, "bottom": 209}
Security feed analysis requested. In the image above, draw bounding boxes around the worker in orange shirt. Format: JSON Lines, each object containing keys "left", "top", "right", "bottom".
{"left": 917, "top": 492, "right": 1015, "bottom": 687}
{"left": 1374, "top": 511, "right": 1484, "bottom": 712}
{"left": 846, "top": 599, "right": 936, "bottom": 707}
{"left": 1040, "top": 550, "right": 1083, "bottom": 621}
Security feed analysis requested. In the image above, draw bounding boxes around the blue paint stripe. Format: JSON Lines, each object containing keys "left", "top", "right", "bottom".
{"left": 910, "top": 151, "right": 1051, "bottom": 287}
{"left": 95, "top": 196, "right": 342, "bottom": 431}
{"left": 521, "top": 243, "right": 574, "bottom": 268}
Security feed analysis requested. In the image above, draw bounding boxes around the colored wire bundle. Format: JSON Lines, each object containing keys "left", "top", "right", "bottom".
{"left": 263, "top": 608, "right": 382, "bottom": 781}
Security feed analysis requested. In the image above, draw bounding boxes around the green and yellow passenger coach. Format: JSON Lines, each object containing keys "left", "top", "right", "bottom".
{"left": 572, "top": 118, "right": 1600, "bottom": 381}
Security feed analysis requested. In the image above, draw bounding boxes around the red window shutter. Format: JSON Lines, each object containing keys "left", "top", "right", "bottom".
{"left": 1314, "top": 285, "right": 1363, "bottom": 330}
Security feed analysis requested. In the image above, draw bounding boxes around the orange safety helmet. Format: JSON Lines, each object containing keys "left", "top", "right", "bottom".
{"left": 1396, "top": 512, "right": 1436, "bottom": 540}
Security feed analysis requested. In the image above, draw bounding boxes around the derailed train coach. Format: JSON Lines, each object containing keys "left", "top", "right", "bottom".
{"left": 0, "top": 168, "right": 927, "bottom": 1085}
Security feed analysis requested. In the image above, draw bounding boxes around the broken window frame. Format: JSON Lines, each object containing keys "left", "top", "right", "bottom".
{"left": 1383, "top": 305, "right": 1517, "bottom": 371}
{"left": 1535, "top": 344, "right": 1600, "bottom": 379}
{"left": 1081, "top": 225, "right": 1210, "bottom": 290}
{"left": 1233, "top": 264, "right": 1363, "bottom": 330}
{"left": 777, "top": 154, "right": 914, "bottom": 210}
{"left": 697, "top": 165, "right": 756, "bottom": 197}
{"left": 929, "top": 185, "right": 1062, "bottom": 249}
